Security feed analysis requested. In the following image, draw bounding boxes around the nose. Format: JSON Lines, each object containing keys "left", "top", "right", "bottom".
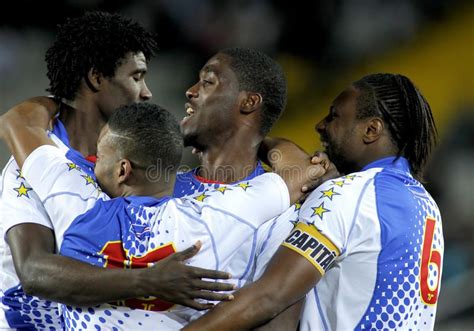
{"left": 315, "top": 117, "right": 326, "bottom": 134}
{"left": 140, "top": 82, "right": 152, "bottom": 101}
{"left": 186, "top": 83, "right": 199, "bottom": 100}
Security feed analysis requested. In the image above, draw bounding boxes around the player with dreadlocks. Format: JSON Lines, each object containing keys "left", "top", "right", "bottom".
{"left": 185, "top": 73, "right": 443, "bottom": 330}
{"left": 0, "top": 11, "right": 232, "bottom": 330}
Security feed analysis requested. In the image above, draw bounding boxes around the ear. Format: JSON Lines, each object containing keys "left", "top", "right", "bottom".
{"left": 117, "top": 159, "right": 133, "bottom": 185}
{"left": 362, "top": 117, "right": 384, "bottom": 144}
{"left": 240, "top": 92, "right": 263, "bottom": 114}
{"left": 85, "top": 67, "right": 103, "bottom": 92}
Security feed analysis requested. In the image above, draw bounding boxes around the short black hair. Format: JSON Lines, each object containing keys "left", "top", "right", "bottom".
{"left": 107, "top": 103, "right": 183, "bottom": 173}
{"left": 353, "top": 73, "right": 438, "bottom": 180}
{"left": 220, "top": 48, "right": 287, "bottom": 136}
{"left": 46, "top": 11, "right": 158, "bottom": 100}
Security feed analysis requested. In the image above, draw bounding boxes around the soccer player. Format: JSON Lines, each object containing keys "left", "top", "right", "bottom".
{"left": 0, "top": 99, "right": 327, "bottom": 329}
{"left": 176, "top": 47, "right": 306, "bottom": 329}
{"left": 0, "top": 12, "right": 230, "bottom": 330}
{"left": 184, "top": 73, "right": 444, "bottom": 330}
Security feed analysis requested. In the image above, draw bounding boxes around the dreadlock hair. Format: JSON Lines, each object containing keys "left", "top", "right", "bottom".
{"left": 353, "top": 73, "right": 438, "bottom": 181}
{"left": 46, "top": 11, "right": 158, "bottom": 100}
{"left": 220, "top": 48, "right": 287, "bottom": 136}
{"left": 107, "top": 103, "right": 183, "bottom": 173}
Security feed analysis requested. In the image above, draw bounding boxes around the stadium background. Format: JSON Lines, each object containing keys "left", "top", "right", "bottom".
{"left": 0, "top": 0, "right": 472, "bottom": 328}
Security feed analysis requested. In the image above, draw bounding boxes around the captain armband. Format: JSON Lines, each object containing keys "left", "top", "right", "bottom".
{"left": 282, "top": 222, "right": 340, "bottom": 275}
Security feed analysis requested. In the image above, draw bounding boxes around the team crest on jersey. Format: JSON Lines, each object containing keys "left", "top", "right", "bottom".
{"left": 99, "top": 241, "right": 177, "bottom": 311}
{"left": 282, "top": 222, "right": 340, "bottom": 275}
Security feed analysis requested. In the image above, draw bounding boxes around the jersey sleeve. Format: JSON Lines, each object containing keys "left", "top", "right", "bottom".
{"left": 252, "top": 206, "right": 297, "bottom": 280}
{"left": 281, "top": 178, "right": 355, "bottom": 276}
{"left": 202, "top": 172, "right": 290, "bottom": 228}
{"left": 0, "top": 156, "right": 53, "bottom": 237}
{"left": 21, "top": 145, "right": 108, "bottom": 246}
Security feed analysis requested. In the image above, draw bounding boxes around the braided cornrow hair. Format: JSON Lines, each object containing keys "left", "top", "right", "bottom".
{"left": 353, "top": 73, "right": 438, "bottom": 181}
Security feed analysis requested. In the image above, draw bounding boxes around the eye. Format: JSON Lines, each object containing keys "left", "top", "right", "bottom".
{"left": 202, "top": 79, "right": 213, "bottom": 87}
{"left": 133, "top": 72, "right": 145, "bottom": 82}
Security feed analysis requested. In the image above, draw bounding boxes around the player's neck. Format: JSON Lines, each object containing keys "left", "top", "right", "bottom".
{"left": 124, "top": 180, "right": 175, "bottom": 199}
{"left": 59, "top": 98, "right": 107, "bottom": 157}
{"left": 197, "top": 137, "right": 261, "bottom": 183}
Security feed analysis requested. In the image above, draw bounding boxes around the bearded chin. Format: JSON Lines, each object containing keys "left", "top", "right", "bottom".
{"left": 326, "top": 145, "right": 351, "bottom": 176}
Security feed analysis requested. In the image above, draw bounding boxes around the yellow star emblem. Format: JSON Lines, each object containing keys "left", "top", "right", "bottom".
{"left": 235, "top": 182, "right": 251, "bottom": 191}
{"left": 311, "top": 202, "right": 330, "bottom": 220}
{"left": 332, "top": 180, "right": 345, "bottom": 187}
{"left": 67, "top": 162, "right": 81, "bottom": 171}
{"left": 344, "top": 174, "right": 358, "bottom": 181}
{"left": 16, "top": 169, "right": 25, "bottom": 180}
{"left": 14, "top": 182, "right": 32, "bottom": 198}
{"left": 215, "top": 186, "right": 232, "bottom": 195}
{"left": 194, "top": 193, "right": 210, "bottom": 202}
{"left": 81, "top": 174, "right": 97, "bottom": 187}
{"left": 294, "top": 202, "right": 301, "bottom": 211}
{"left": 319, "top": 187, "right": 340, "bottom": 200}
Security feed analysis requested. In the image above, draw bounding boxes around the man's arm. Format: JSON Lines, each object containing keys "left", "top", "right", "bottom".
{"left": 7, "top": 224, "right": 233, "bottom": 308}
{"left": 254, "top": 300, "right": 303, "bottom": 331}
{"left": 184, "top": 247, "right": 322, "bottom": 330}
{"left": 0, "top": 97, "right": 57, "bottom": 168}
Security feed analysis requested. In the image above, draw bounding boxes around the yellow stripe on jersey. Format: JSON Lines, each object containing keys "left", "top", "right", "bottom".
{"left": 282, "top": 222, "right": 340, "bottom": 275}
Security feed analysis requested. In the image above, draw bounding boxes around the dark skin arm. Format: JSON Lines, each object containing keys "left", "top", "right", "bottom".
{"left": 254, "top": 300, "right": 303, "bottom": 331}
{"left": 0, "top": 97, "right": 234, "bottom": 308}
{"left": 7, "top": 225, "right": 232, "bottom": 308}
{"left": 183, "top": 247, "right": 322, "bottom": 330}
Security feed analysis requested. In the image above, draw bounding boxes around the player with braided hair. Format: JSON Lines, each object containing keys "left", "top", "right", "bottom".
{"left": 353, "top": 73, "right": 437, "bottom": 180}
{"left": 185, "top": 73, "right": 443, "bottom": 330}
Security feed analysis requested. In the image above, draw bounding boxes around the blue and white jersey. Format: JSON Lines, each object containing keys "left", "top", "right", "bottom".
{"left": 0, "top": 119, "right": 94, "bottom": 330}
{"left": 174, "top": 165, "right": 296, "bottom": 286}
{"left": 21, "top": 145, "right": 291, "bottom": 330}
{"left": 282, "top": 157, "right": 443, "bottom": 331}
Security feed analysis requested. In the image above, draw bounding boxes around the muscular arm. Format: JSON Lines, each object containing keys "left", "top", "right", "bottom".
{"left": 0, "top": 97, "right": 57, "bottom": 168}
{"left": 254, "top": 300, "right": 303, "bottom": 331}
{"left": 184, "top": 247, "right": 322, "bottom": 330}
{"left": 7, "top": 224, "right": 234, "bottom": 308}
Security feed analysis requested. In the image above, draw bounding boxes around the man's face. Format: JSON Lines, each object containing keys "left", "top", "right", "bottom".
{"left": 94, "top": 124, "right": 121, "bottom": 197}
{"left": 315, "top": 85, "right": 365, "bottom": 174}
{"left": 98, "top": 51, "right": 152, "bottom": 118}
{"left": 181, "top": 53, "right": 241, "bottom": 149}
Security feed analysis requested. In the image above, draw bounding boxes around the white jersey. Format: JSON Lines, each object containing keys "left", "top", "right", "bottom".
{"left": 21, "top": 145, "right": 291, "bottom": 330}
{"left": 0, "top": 119, "right": 95, "bottom": 330}
{"left": 174, "top": 166, "right": 296, "bottom": 285}
{"left": 282, "top": 157, "right": 443, "bottom": 330}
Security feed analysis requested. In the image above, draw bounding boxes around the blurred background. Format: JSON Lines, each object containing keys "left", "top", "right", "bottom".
{"left": 1, "top": 0, "right": 473, "bottom": 329}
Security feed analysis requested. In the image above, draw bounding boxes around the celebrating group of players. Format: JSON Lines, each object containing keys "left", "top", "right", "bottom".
{"left": 0, "top": 11, "right": 443, "bottom": 331}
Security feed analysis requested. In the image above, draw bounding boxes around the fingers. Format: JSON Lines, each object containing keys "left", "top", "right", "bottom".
{"left": 192, "top": 290, "right": 235, "bottom": 302}
{"left": 310, "top": 151, "right": 329, "bottom": 164}
{"left": 188, "top": 266, "right": 232, "bottom": 280}
{"left": 181, "top": 299, "right": 215, "bottom": 311}
{"left": 174, "top": 241, "right": 202, "bottom": 261}
{"left": 193, "top": 279, "right": 235, "bottom": 292}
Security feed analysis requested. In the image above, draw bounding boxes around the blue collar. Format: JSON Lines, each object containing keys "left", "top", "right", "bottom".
{"left": 362, "top": 156, "right": 411, "bottom": 173}
{"left": 124, "top": 195, "right": 172, "bottom": 207}
{"left": 51, "top": 118, "right": 96, "bottom": 175}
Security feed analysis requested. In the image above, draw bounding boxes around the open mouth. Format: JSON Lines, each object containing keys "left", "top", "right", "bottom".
{"left": 181, "top": 103, "right": 196, "bottom": 125}
{"left": 184, "top": 103, "right": 195, "bottom": 119}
